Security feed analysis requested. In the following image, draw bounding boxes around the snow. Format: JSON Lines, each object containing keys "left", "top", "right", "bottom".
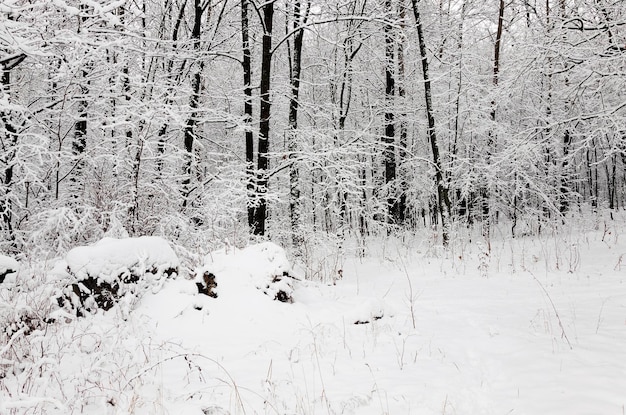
{"left": 63, "top": 236, "right": 179, "bottom": 283}
{"left": 0, "top": 254, "right": 19, "bottom": 285}
{"left": 1, "top": 221, "right": 626, "bottom": 414}
{"left": 197, "top": 242, "right": 295, "bottom": 301}
{"left": 0, "top": 255, "right": 19, "bottom": 273}
{"left": 50, "top": 0, "right": 80, "bottom": 16}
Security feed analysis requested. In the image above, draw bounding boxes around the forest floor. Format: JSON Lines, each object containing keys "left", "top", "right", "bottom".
{"left": 1, "top": 211, "right": 625, "bottom": 414}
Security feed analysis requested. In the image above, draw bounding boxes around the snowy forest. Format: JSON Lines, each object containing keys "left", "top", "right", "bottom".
{"left": 0, "top": 0, "right": 623, "bottom": 253}
{"left": 1, "top": 0, "right": 626, "bottom": 414}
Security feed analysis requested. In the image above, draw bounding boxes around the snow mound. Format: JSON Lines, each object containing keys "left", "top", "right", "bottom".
{"left": 344, "top": 297, "right": 387, "bottom": 324}
{"left": 65, "top": 236, "right": 179, "bottom": 282}
{"left": 197, "top": 242, "right": 295, "bottom": 302}
{"left": 58, "top": 236, "right": 180, "bottom": 314}
{"left": 0, "top": 254, "right": 19, "bottom": 284}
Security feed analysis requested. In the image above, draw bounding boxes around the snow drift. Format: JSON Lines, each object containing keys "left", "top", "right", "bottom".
{"left": 55, "top": 236, "right": 179, "bottom": 315}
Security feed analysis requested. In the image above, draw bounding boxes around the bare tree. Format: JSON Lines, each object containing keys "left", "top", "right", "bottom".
{"left": 241, "top": 0, "right": 255, "bottom": 230}
{"left": 0, "top": 50, "right": 25, "bottom": 248}
{"left": 181, "top": 0, "right": 208, "bottom": 208}
{"left": 69, "top": 6, "right": 90, "bottom": 202}
{"left": 287, "top": 0, "right": 311, "bottom": 251}
{"left": 411, "top": 0, "right": 451, "bottom": 245}
{"left": 252, "top": 0, "right": 276, "bottom": 236}
{"left": 383, "top": 0, "right": 398, "bottom": 224}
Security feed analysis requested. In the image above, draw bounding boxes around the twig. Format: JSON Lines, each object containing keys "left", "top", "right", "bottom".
{"left": 596, "top": 297, "right": 610, "bottom": 334}
{"left": 527, "top": 271, "right": 573, "bottom": 349}
{"left": 123, "top": 352, "right": 247, "bottom": 414}
{"left": 0, "top": 327, "right": 26, "bottom": 357}
{"left": 397, "top": 249, "right": 420, "bottom": 329}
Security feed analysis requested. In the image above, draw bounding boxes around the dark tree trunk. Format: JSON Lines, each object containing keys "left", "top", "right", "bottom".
{"left": 287, "top": 0, "right": 309, "bottom": 250}
{"left": 397, "top": 2, "right": 408, "bottom": 225}
{"left": 252, "top": 1, "right": 275, "bottom": 236}
{"left": 118, "top": 4, "right": 141, "bottom": 233}
{"left": 411, "top": 0, "right": 452, "bottom": 245}
{"left": 586, "top": 144, "right": 597, "bottom": 210}
{"left": 70, "top": 6, "right": 90, "bottom": 201}
{"left": 482, "top": 0, "right": 505, "bottom": 232}
{"left": 450, "top": 0, "right": 467, "bottom": 223}
{"left": 241, "top": 0, "right": 255, "bottom": 229}
{"left": 181, "top": 0, "right": 205, "bottom": 208}
{"left": 383, "top": 0, "right": 397, "bottom": 224}
{"left": 0, "top": 28, "right": 26, "bottom": 249}
{"left": 491, "top": 0, "right": 504, "bottom": 117}
{"left": 559, "top": 129, "right": 571, "bottom": 213}
{"left": 606, "top": 153, "right": 617, "bottom": 210}
{"left": 1, "top": 68, "right": 17, "bottom": 246}
{"left": 333, "top": 2, "right": 365, "bottom": 234}
{"left": 71, "top": 72, "right": 88, "bottom": 201}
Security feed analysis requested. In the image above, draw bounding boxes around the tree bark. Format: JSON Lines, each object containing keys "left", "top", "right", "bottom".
{"left": 252, "top": 1, "right": 275, "bottom": 236}
{"left": 1, "top": 68, "right": 17, "bottom": 246}
{"left": 333, "top": 2, "right": 365, "bottom": 234}
{"left": 383, "top": 0, "right": 398, "bottom": 224}
{"left": 397, "top": 1, "right": 408, "bottom": 225}
{"left": 411, "top": 0, "right": 452, "bottom": 245}
{"left": 482, "top": 0, "right": 505, "bottom": 237}
{"left": 70, "top": 6, "right": 90, "bottom": 202}
{"left": 241, "top": 0, "right": 255, "bottom": 229}
{"left": 287, "top": 0, "right": 309, "bottom": 250}
{"left": 181, "top": 0, "right": 206, "bottom": 208}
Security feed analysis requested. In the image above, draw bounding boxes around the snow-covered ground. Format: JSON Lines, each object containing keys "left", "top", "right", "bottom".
{"left": 1, "top": 215, "right": 625, "bottom": 414}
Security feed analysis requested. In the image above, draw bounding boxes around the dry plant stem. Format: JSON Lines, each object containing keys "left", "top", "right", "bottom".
{"left": 596, "top": 297, "right": 609, "bottom": 334}
{"left": 396, "top": 246, "right": 418, "bottom": 329}
{"left": 313, "top": 343, "right": 331, "bottom": 415}
{"left": 365, "top": 362, "right": 388, "bottom": 414}
{"left": 527, "top": 270, "right": 573, "bottom": 350}
{"left": 123, "top": 352, "right": 247, "bottom": 414}
{"left": 306, "top": 324, "right": 331, "bottom": 415}
{"left": 614, "top": 254, "right": 623, "bottom": 271}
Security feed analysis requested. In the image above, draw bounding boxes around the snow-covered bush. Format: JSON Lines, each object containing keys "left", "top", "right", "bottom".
{"left": 0, "top": 254, "right": 19, "bottom": 284}
{"left": 242, "top": 242, "right": 295, "bottom": 302}
{"left": 24, "top": 206, "right": 106, "bottom": 258}
{"left": 197, "top": 242, "right": 296, "bottom": 303}
{"left": 55, "top": 236, "right": 180, "bottom": 315}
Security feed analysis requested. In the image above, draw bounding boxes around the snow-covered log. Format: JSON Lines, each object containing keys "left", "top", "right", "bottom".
{"left": 58, "top": 236, "right": 179, "bottom": 315}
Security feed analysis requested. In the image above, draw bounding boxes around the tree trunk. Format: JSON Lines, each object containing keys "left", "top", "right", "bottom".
{"left": 492, "top": 0, "right": 504, "bottom": 115}
{"left": 241, "top": 0, "right": 255, "bottom": 230}
{"left": 181, "top": 0, "right": 206, "bottom": 208}
{"left": 586, "top": 145, "right": 596, "bottom": 210}
{"left": 253, "top": 1, "right": 275, "bottom": 236}
{"left": 411, "top": 0, "right": 452, "bottom": 245}
{"left": 332, "top": 3, "right": 365, "bottom": 235}
{"left": 287, "top": 0, "right": 309, "bottom": 251}
{"left": 450, "top": 0, "right": 467, "bottom": 222}
{"left": 559, "top": 129, "right": 571, "bottom": 213}
{"left": 606, "top": 153, "right": 617, "bottom": 210}
{"left": 71, "top": 78, "right": 88, "bottom": 202}
{"left": 397, "top": 2, "right": 408, "bottom": 225}
{"left": 383, "top": 0, "right": 397, "bottom": 224}
{"left": 482, "top": 0, "right": 504, "bottom": 234}
{"left": 1, "top": 68, "right": 17, "bottom": 246}
{"left": 70, "top": 6, "right": 90, "bottom": 202}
